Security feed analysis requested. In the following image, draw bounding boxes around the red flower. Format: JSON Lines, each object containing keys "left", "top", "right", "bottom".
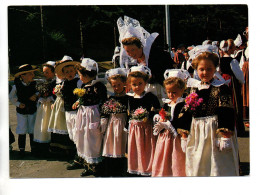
{"left": 159, "top": 108, "right": 167, "bottom": 120}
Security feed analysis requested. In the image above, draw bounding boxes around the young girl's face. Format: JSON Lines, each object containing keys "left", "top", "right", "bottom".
{"left": 130, "top": 77, "right": 146, "bottom": 96}
{"left": 197, "top": 59, "right": 216, "bottom": 83}
{"left": 43, "top": 66, "right": 55, "bottom": 81}
{"left": 63, "top": 66, "right": 76, "bottom": 81}
{"left": 110, "top": 78, "right": 126, "bottom": 95}
{"left": 165, "top": 83, "right": 184, "bottom": 102}
{"left": 78, "top": 71, "right": 93, "bottom": 84}
{"left": 21, "top": 72, "right": 35, "bottom": 83}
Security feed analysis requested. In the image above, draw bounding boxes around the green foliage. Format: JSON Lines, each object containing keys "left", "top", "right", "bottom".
{"left": 8, "top": 5, "right": 248, "bottom": 73}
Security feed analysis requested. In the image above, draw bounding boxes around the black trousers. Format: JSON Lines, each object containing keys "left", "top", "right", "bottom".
{"left": 18, "top": 134, "right": 36, "bottom": 151}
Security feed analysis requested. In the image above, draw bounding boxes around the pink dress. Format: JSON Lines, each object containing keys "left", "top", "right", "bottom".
{"left": 152, "top": 98, "right": 186, "bottom": 177}
{"left": 127, "top": 92, "right": 161, "bottom": 176}
{"left": 128, "top": 119, "right": 157, "bottom": 176}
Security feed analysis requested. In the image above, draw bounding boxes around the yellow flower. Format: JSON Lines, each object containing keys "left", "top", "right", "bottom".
{"left": 73, "top": 88, "right": 86, "bottom": 97}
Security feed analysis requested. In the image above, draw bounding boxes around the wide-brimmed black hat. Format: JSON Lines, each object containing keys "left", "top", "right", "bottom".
{"left": 14, "top": 64, "right": 39, "bottom": 78}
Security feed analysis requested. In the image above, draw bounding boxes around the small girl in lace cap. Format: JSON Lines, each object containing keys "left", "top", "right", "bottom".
{"left": 126, "top": 65, "right": 160, "bottom": 176}
{"left": 177, "top": 45, "right": 240, "bottom": 176}
{"left": 152, "top": 70, "right": 188, "bottom": 177}
{"left": 101, "top": 68, "right": 128, "bottom": 176}
{"left": 72, "top": 58, "right": 107, "bottom": 177}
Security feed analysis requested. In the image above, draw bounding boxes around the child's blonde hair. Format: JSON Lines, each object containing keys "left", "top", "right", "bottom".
{"left": 163, "top": 77, "right": 186, "bottom": 91}
{"left": 191, "top": 52, "right": 219, "bottom": 70}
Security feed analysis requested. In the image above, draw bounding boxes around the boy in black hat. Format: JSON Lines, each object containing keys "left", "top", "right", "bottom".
{"left": 9, "top": 64, "right": 39, "bottom": 157}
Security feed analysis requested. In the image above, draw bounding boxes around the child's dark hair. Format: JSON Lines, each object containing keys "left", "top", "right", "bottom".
{"left": 122, "top": 37, "right": 143, "bottom": 49}
{"left": 108, "top": 74, "right": 127, "bottom": 84}
{"left": 43, "top": 64, "right": 55, "bottom": 73}
{"left": 127, "top": 71, "right": 149, "bottom": 84}
{"left": 75, "top": 64, "right": 97, "bottom": 78}
{"left": 191, "top": 52, "right": 219, "bottom": 69}
{"left": 163, "top": 77, "right": 186, "bottom": 91}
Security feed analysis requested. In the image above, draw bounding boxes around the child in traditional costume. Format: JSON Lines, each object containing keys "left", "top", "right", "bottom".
{"left": 152, "top": 69, "right": 190, "bottom": 177}
{"left": 9, "top": 64, "right": 39, "bottom": 156}
{"left": 33, "top": 61, "right": 56, "bottom": 156}
{"left": 72, "top": 58, "right": 107, "bottom": 177}
{"left": 178, "top": 45, "right": 240, "bottom": 176}
{"left": 101, "top": 68, "right": 128, "bottom": 176}
{"left": 126, "top": 65, "right": 160, "bottom": 176}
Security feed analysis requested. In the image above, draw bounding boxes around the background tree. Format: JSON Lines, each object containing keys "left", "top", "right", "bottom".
{"left": 8, "top": 5, "right": 248, "bottom": 73}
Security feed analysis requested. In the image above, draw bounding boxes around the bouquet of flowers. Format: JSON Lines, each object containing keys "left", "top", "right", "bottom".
{"left": 36, "top": 82, "right": 52, "bottom": 98}
{"left": 184, "top": 92, "right": 203, "bottom": 111}
{"left": 130, "top": 107, "right": 149, "bottom": 122}
{"left": 73, "top": 88, "right": 86, "bottom": 105}
{"left": 52, "top": 84, "right": 63, "bottom": 95}
{"left": 159, "top": 108, "right": 171, "bottom": 121}
{"left": 73, "top": 88, "right": 86, "bottom": 97}
{"left": 101, "top": 98, "right": 127, "bottom": 115}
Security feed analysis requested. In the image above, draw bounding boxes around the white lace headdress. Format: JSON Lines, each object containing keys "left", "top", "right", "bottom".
{"left": 117, "top": 16, "right": 151, "bottom": 46}
{"left": 117, "top": 16, "right": 159, "bottom": 68}
{"left": 164, "top": 69, "right": 191, "bottom": 80}
{"left": 80, "top": 58, "right": 99, "bottom": 73}
{"left": 219, "top": 40, "right": 229, "bottom": 52}
{"left": 105, "top": 68, "right": 127, "bottom": 81}
{"left": 234, "top": 34, "right": 242, "bottom": 47}
{"left": 127, "top": 65, "right": 152, "bottom": 77}
{"left": 188, "top": 45, "right": 219, "bottom": 60}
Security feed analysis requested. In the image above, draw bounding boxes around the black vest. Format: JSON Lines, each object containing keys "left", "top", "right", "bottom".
{"left": 62, "top": 78, "right": 79, "bottom": 111}
{"left": 15, "top": 78, "right": 37, "bottom": 115}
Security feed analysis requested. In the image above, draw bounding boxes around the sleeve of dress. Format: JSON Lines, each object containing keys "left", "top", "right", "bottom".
{"left": 95, "top": 82, "right": 108, "bottom": 105}
{"left": 216, "top": 85, "right": 235, "bottom": 134}
{"left": 230, "top": 59, "right": 245, "bottom": 84}
{"left": 171, "top": 102, "right": 192, "bottom": 135}
{"left": 9, "top": 85, "right": 21, "bottom": 107}
{"left": 149, "top": 93, "right": 161, "bottom": 118}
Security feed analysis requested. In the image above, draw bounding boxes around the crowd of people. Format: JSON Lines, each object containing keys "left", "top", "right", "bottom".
{"left": 9, "top": 16, "right": 249, "bottom": 177}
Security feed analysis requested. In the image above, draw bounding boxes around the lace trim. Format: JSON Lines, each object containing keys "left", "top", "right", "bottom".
{"left": 102, "top": 154, "right": 126, "bottom": 158}
{"left": 48, "top": 128, "right": 68, "bottom": 135}
{"left": 77, "top": 152, "right": 103, "bottom": 164}
{"left": 177, "top": 128, "right": 190, "bottom": 135}
{"left": 216, "top": 128, "right": 234, "bottom": 135}
{"left": 128, "top": 170, "right": 151, "bottom": 176}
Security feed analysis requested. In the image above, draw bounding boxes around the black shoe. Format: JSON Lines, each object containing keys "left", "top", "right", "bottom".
{"left": 80, "top": 169, "right": 93, "bottom": 177}
{"left": 19, "top": 150, "right": 25, "bottom": 158}
{"left": 67, "top": 162, "right": 83, "bottom": 170}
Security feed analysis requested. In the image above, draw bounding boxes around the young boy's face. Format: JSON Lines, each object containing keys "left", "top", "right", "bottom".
{"left": 43, "top": 66, "right": 55, "bottom": 81}
{"left": 63, "top": 66, "right": 76, "bottom": 81}
{"left": 110, "top": 78, "right": 126, "bottom": 95}
{"left": 21, "top": 72, "right": 35, "bottom": 83}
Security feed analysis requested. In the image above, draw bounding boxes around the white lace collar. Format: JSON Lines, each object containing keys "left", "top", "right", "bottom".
{"left": 126, "top": 91, "right": 147, "bottom": 98}
{"left": 187, "top": 78, "right": 230, "bottom": 90}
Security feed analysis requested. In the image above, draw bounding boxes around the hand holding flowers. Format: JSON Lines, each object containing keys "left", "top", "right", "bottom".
{"left": 184, "top": 92, "right": 203, "bottom": 111}
{"left": 130, "top": 107, "right": 149, "bottom": 122}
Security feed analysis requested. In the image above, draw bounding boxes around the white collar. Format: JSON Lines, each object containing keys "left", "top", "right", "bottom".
{"left": 127, "top": 91, "right": 146, "bottom": 98}
{"left": 187, "top": 78, "right": 230, "bottom": 90}
{"left": 162, "top": 97, "right": 184, "bottom": 105}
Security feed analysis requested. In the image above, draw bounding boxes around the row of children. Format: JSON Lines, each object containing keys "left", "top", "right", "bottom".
{"left": 10, "top": 43, "right": 240, "bottom": 177}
